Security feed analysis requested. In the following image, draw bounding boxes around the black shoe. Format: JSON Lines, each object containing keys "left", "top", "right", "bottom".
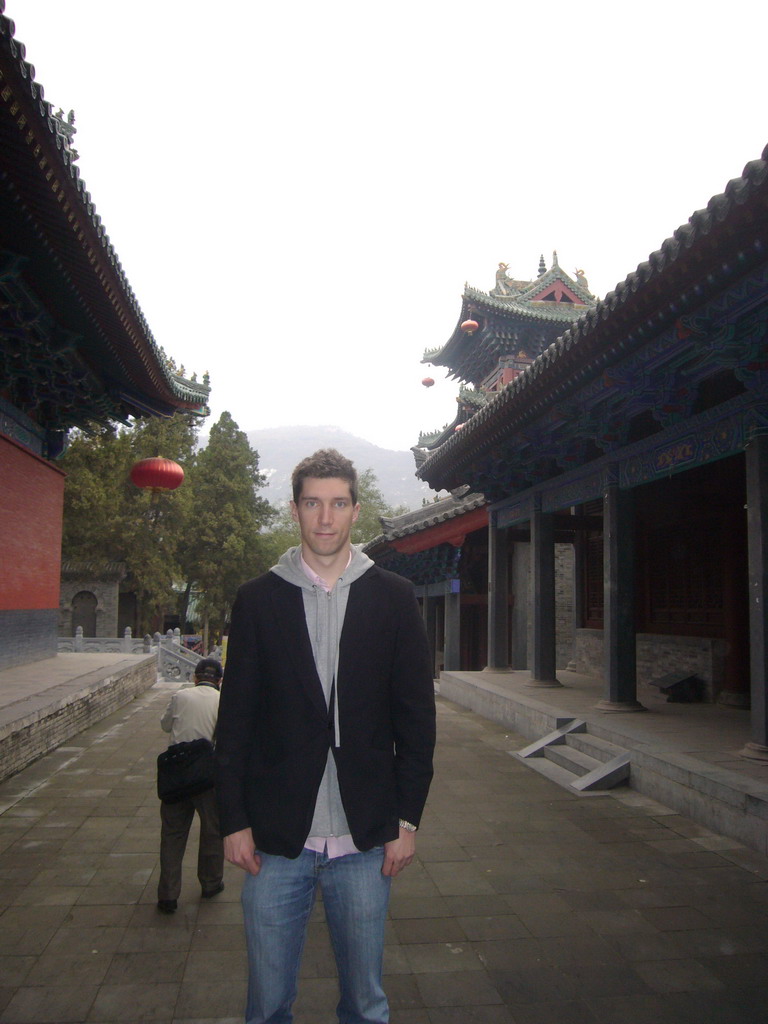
{"left": 157, "top": 899, "right": 177, "bottom": 914}
{"left": 201, "top": 881, "right": 224, "bottom": 899}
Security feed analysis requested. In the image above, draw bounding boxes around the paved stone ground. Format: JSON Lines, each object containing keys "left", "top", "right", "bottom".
{"left": 1, "top": 682, "right": 768, "bottom": 1023}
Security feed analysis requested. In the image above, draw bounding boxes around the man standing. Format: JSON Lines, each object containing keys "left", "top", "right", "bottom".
{"left": 216, "top": 449, "right": 436, "bottom": 1024}
{"left": 157, "top": 657, "right": 225, "bottom": 913}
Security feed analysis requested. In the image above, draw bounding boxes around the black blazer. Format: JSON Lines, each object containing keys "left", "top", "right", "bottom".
{"left": 215, "top": 564, "right": 436, "bottom": 858}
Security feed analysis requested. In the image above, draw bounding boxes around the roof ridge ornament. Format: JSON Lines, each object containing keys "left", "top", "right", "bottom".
{"left": 51, "top": 107, "right": 79, "bottom": 162}
{"left": 492, "top": 261, "right": 514, "bottom": 297}
{"left": 538, "top": 254, "right": 546, "bottom": 276}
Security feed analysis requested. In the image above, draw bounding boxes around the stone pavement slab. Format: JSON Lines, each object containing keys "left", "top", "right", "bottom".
{"left": 0, "top": 682, "right": 767, "bottom": 1022}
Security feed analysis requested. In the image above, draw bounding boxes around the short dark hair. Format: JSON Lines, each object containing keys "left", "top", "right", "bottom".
{"left": 291, "top": 449, "right": 358, "bottom": 505}
{"left": 195, "top": 657, "right": 223, "bottom": 683}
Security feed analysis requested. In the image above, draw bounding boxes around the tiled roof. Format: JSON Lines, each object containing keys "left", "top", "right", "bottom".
{"left": 417, "top": 144, "right": 768, "bottom": 491}
{"left": 60, "top": 561, "right": 127, "bottom": 580}
{"left": 0, "top": 4, "right": 209, "bottom": 421}
{"left": 372, "top": 487, "right": 486, "bottom": 543}
{"left": 422, "top": 263, "right": 596, "bottom": 368}
{"left": 462, "top": 284, "right": 590, "bottom": 322}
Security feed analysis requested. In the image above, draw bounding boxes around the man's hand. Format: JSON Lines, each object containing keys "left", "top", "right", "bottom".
{"left": 223, "top": 827, "right": 261, "bottom": 875}
{"left": 382, "top": 827, "right": 416, "bottom": 877}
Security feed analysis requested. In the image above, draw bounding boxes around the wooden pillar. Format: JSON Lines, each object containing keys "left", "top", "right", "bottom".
{"left": 486, "top": 516, "right": 510, "bottom": 670}
{"left": 510, "top": 542, "right": 529, "bottom": 669}
{"left": 568, "top": 530, "right": 584, "bottom": 671}
{"left": 597, "top": 480, "right": 644, "bottom": 711}
{"left": 444, "top": 582, "right": 461, "bottom": 671}
{"left": 742, "top": 435, "right": 768, "bottom": 758}
{"left": 529, "top": 504, "right": 561, "bottom": 687}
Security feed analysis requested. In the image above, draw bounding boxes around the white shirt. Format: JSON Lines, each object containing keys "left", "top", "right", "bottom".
{"left": 161, "top": 683, "right": 219, "bottom": 745}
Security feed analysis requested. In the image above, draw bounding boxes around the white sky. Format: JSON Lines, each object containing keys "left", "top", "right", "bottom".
{"left": 6, "top": 0, "right": 767, "bottom": 450}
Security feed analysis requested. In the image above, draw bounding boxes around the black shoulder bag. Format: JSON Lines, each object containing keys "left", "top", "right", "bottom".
{"left": 157, "top": 735, "right": 216, "bottom": 804}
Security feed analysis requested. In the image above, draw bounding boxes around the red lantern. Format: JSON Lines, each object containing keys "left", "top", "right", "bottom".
{"left": 130, "top": 457, "right": 185, "bottom": 492}
{"left": 460, "top": 319, "right": 479, "bottom": 335}
{"left": 421, "top": 377, "right": 435, "bottom": 388}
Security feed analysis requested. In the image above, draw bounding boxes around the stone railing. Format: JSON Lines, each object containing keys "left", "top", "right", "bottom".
{"left": 58, "top": 627, "right": 205, "bottom": 682}
{"left": 58, "top": 625, "right": 151, "bottom": 655}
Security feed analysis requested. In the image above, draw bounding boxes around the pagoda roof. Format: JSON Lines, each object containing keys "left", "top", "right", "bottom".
{"left": 413, "top": 386, "right": 488, "bottom": 463}
{"left": 416, "top": 145, "right": 768, "bottom": 494}
{"left": 422, "top": 257, "right": 596, "bottom": 386}
{"left": 0, "top": 4, "right": 209, "bottom": 441}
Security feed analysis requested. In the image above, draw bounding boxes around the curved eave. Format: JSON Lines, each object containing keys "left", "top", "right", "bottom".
{"left": 0, "top": 6, "right": 205, "bottom": 415}
{"left": 380, "top": 491, "right": 486, "bottom": 539}
{"left": 417, "top": 145, "right": 768, "bottom": 491}
{"left": 372, "top": 492, "right": 488, "bottom": 555}
{"left": 422, "top": 288, "right": 592, "bottom": 382}
{"left": 463, "top": 284, "right": 592, "bottom": 320}
{"left": 390, "top": 503, "right": 488, "bottom": 554}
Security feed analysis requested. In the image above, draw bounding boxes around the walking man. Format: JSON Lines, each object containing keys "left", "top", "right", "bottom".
{"left": 157, "top": 657, "right": 225, "bottom": 913}
{"left": 216, "top": 449, "right": 436, "bottom": 1024}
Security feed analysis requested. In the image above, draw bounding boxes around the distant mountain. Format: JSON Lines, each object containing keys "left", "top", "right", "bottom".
{"left": 243, "top": 425, "right": 438, "bottom": 511}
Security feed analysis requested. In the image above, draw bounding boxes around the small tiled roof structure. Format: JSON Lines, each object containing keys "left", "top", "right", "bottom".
{"left": 0, "top": 2, "right": 209, "bottom": 456}
{"left": 364, "top": 487, "right": 487, "bottom": 586}
{"left": 417, "top": 146, "right": 768, "bottom": 494}
{"left": 60, "top": 561, "right": 127, "bottom": 582}
{"left": 367, "top": 487, "right": 487, "bottom": 552}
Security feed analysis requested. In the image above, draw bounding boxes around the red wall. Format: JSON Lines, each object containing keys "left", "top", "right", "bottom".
{"left": 0, "top": 433, "right": 65, "bottom": 611}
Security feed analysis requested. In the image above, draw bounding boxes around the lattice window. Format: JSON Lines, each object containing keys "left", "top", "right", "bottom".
{"left": 645, "top": 524, "right": 724, "bottom": 629}
{"left": 581, "top": 500, "right": 604, "bottom": 628}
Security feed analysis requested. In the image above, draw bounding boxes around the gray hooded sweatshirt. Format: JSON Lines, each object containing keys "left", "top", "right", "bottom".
{"left": 270, "top": 543, "right": 374, "bottom": 840}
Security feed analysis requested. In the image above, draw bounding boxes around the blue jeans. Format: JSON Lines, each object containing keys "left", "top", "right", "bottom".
{"left": 241, "top": 846, "right": 391, "bottom": 1024}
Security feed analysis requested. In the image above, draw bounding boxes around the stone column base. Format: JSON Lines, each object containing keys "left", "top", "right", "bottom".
{"left": 526, "top": 676, "right": 563, "bottom": 689}
{"left": 595, "top": 699, "right": 647, "bottom": 713}
{"left": 718, "top": 691, "right": 751, "bottom": 709}
{"left": 740, "top": 741, "right": 768, "bottom": 761}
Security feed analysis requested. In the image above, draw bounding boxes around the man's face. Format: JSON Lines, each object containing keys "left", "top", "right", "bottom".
{"left": 291, "top": 476, "right": 360, "bottom": 560}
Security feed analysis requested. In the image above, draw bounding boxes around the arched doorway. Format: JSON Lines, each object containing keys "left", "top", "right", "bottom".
{"left": 71, "top": 591, "right": 97, "bottom": 637}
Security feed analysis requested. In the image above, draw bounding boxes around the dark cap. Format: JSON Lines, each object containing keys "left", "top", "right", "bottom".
{"left": 195, "top": 657, "right": 223, "bottom": 683}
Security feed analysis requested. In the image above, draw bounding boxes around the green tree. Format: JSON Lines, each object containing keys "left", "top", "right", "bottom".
{"left": 183, "top": 412, "right": 274, "bottom": 643}
{"left": 352, "top": 468, "right": 405, "bottom": 544}
{"left": 60, "top": 412, "right": 202, "bottom": 634}
{"left": 257, "top": 503, "right": 299, "bottom": 569}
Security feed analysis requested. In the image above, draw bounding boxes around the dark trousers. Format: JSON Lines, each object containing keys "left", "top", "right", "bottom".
{"left": 158, "top": 787, "right": 224, "bottom": 901}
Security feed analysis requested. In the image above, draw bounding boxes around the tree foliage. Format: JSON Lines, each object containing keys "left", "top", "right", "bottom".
{"left": 182, "top": 412, "right": 274, "bottom": 637}
{"left": 60, "top": 410, "right": 273, "bottom": 637}
{"left": 60, "top": 414, "right": 200, "bottom": 633}
{"left": 352, "top": 468, "right": 406, "bottom": 544}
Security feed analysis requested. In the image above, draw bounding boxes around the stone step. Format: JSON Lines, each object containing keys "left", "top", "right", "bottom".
{"left": 510, "top": 750, "right": 609, "bottom": 796}
{"left": 565, "top": 730, "right": 627, "bottom": 764}
{"left": 544, "top": 742, "right": 601, "bottom": 777}
{"left": 513, "top": 718, "right": 630, "bottom": 794}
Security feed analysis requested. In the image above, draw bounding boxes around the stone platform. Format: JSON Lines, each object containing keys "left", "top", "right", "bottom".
{"left": 0, "top": 654, "right": 157, "bottom": 786}
{"left": 439, "top": 669, "right": 768, "bottom": 857}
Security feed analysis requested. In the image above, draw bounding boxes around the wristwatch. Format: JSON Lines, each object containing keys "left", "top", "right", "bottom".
{"left": 398, "top": 818, "right": 417, "bottom": 832}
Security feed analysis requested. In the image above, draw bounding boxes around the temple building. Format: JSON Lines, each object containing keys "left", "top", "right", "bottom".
{"left": 416, "top": 254, "right": 596, "bottom": 455}
{"left": 374, "top": 145, "right": 768, "bottom": 767}
{"left": 0, "top": 7, "right": 209, "bottom": 668}
{"left": 369, "top": 257, "right": 596, "bottom": 675}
